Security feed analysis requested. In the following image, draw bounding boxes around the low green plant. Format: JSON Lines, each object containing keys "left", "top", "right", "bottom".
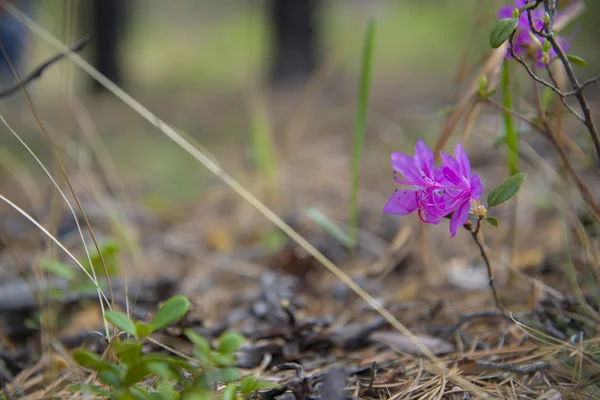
{"left": 70, "top": 295, "right": 276, "bottom": 399}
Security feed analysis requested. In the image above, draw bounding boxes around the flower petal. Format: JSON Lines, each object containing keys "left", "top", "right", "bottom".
{"left": 440, "top": 153, "right": 463, "bottom": 185}
{"left": 449, "top": 200, "right": 471, "bottom": 237}
{"left": 414, "top": 139, "right": 435, "bottom": 178}
{"left": 470, "top": 174, "right": 483, "bottom": 200}
{"left": 383, "top": 189, "right": 418, "bottom": 215}
{"left": 391, "top": 153, "right": 423, "bottom": 185}
{"left": 454, "top": 142, "right": 471, "bottom": 177}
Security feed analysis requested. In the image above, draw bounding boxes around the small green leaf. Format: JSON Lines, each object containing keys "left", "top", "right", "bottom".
{"left": 208, "top": 351, "right": 235, "bottom": 367}
{"left": 98, "top": 369, "right": 121, "bottom": 387}
{"left": 148, "top": 296, "right": 190, "bottom": 331}
{"left": 184, "top": 330, "right": 211, "bottom": 355}
{"left": 240, "top": 376, "right": 259, "bottom": 395}
{"left": 487, "top": 173, "right": 527, "bottom": 208}
{"left": 123, "top": 362, "right": 150, "bottom": 387}
{"left": 140, "top": 354, "right": 194, "bottom": 371}
{"left": 218, "top": 331, "right": 244, "bottom": 355}
{"left": 67, "top": 384, "right": 110, "bottom": 397}
{"left": 484, "top": 216, "right": 499, "bottom": 228}
{"left": 73, "top": 349, "right": 103, "bottom": 369}
{"left": 490, "top": 18, "right": 519, "bottom": 48}
{"left": 105, "top": 311, "right": 137, "bottom": 337}
{"left": 112, "top": 342, "right": 142, "bottom": 366}
{"left": 40, "top": 260, "right": 76, "bottom": 280}
{"left": 146, "top": 362, "right": 178, "bottom": 380}
{"left": 477, "top": 75, "right": 488, "bottom": 97}
{"left": 135, "top": 322, "right": 152, "bottom": 340}
{"left": 180, "top": 388, "right": 210, "bottom": 400}
{"left": 216, "top": 367, "right": 240, "bottom": 383}
{"left": 222, "top": 383, "right": 239, "bottom": 400}
{"left": 567, "top": 54, "right": 589, "bottom": 67}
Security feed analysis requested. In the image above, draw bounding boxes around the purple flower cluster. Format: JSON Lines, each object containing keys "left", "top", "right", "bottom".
{"left": 498, "top": 0, "right": 571, "bottom": 66}
{"left": 383, "top": 140, "right": 482, "bottom": 237}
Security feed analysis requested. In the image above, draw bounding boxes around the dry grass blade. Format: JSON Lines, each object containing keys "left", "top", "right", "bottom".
{"left": 0, "top": 193, "right": 110, "bottom": 307}
{"left": 0, "top": 113, "right": 111, "bottom": 316}
{"left": 4, "top": 4, "right": 495, "bottom": 397}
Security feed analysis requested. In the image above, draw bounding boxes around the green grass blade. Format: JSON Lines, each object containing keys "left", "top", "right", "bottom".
{"left": 501, "top": 59, "right": 519, "bottom": 176}
{"left": 250, "top": 93, "right": 278, "bottom": 185}
{"left": 306, "top": 208, "right": 356, "bottom": 248}
{"left": 349, "top": 19, "right": 376, "bottom": 248}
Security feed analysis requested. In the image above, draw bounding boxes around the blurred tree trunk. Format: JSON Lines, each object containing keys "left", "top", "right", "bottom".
{"left": 268, "top": 0, "right": 320, "bottom": 85}
{"left": 90, "top": 0, "right": 127, "bottom": 92}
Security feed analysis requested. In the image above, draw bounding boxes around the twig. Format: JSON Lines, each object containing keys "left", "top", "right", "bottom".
{"left": 521, "top": 0, "right": 600, "bottom": 161}
{"left": 483, "top": 92, "right": 600, "bottom": 220}
{"left": 531, "top": 59, "right": 600, "bottom": 219}
{"left": 546, "top": 34, "right": 600, "bottom": 160}
{"left": 564, "top": 75, "right": 600, "bottom": 96}
{"left": 507, "top": 34, "right": 562, "bottom": 96}
{"left": 0, "top": 35, "right": 90, "bottom": 98}
{"left": 464, "top": 219, "right": 505, "bottom": 314}
{"left": 546, "top": 65, "right": 584, "bottom": 122}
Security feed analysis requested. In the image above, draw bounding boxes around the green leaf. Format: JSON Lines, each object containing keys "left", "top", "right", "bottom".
{"left": 221, "top": 383, "right": 238, "bottom": 400}
{"left": 98, "top": 369, "right": 122, "bottom": 387}
{"left": 477, "top": 75, "right": 488, "bottom": 97}
{"left": 487, "top": 173, "right": 527, "bottom": 208}
{"left": 240, "top": 376, "right": 259, "bottom": 395}
{"left": 112, "top": 342, "right": 142, "bottom": 366}
{"left": 218, "top": 331, "right": 244, "bottom": 355}
{"left": 240, "top": 376, "right": 277, "bottom": 395}
{"left": 216, "top": 367, "right": 240, "bottom": 383}
{"left": 140, "top": 354, "right": 194, "bottom": 371}
{"left": 306, "top": 208, "right": 355, "bottom": 248}
{"left": 135, "top": 322, "right": 153, "bottom": 340}
{"left": 567, "top": 54, "right": 589, "bottom": 67}
{"left": 73, "top": 349, "right": 103, "bottom": 369}
{"left": 81, "top": 239, "right": 120, "bottom": 277}
{"left": 146, "top": 362, "right": 179, "bottom": 380}
{"left": 184, "top": 330, "right": 211, "bottom": 354}
{"left": 67, "top": 384, "right": 110, "bottom": 397}
{"left": 148, "top": 296, "right": 190, "bottom": 331}
{"left": 208, "top": 351, "right": 235, "bottom": 367}
{"left": 149, "top": 381, "right": 179, "bottom": 400}
{"left": 123, "top": 362, "right": 150, "bottom": 387}
{"left": 40, "top": 260, "right": 76, "bottom": 281}
{"left": 484, "top": 216, "right": 499, "bottom": 228}
{"left": 106, "top": 311, "right": 137, "bottom": 337}
{"left": 349, "top": 18, "right": 376, "bottom": 248}
{"left": 490, "top": 18, "right": 519, "bottom": 48}
{"left": 180, "top": 388, "right": 210, "bottom": 400}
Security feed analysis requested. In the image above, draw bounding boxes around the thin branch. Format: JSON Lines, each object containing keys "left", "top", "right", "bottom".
{"left": 465, "top": 218, "right": 505, "bottom": 314}
{"left": 483, "top": 97, "right": 600, "bottom": 219}
{"left": 545, "top": 34, "right": 600, "bottom": 160}
{"left": 546, "top": 65, "right": 585, "bottom": 122}
{"left": 0, "top": 35, "right": 90, "bottom": 98}
{"left": 564, "top": 75, "right": 600, "bottom": 96}
{"left": 507, "top": 34, "right": 563, "bottom": 96}
{"left": 531, "top": 62, "right": 600, "bottom": 219}
{"left": 522, "top": 0, "right": 600, "bottom": 162}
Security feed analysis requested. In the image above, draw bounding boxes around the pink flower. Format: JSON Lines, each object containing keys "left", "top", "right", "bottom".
{"left": 439, "top": 143, "right": 483, "bottom": 236}
{"left": 383, "top": 140, "right": 482, "bottom": 237}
